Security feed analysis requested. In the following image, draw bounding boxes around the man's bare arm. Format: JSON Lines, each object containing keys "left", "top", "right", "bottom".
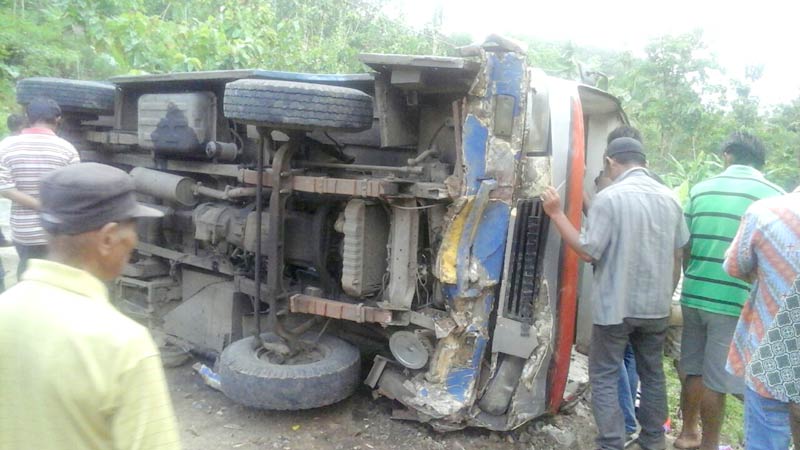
{"left": 1, "top": 189, "right": 41, "bottom": 210}
{"left": 542, "top": 187, "right": 593, "bottom": 262}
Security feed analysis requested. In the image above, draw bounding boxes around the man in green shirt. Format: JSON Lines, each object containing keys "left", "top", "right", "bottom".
{"left": 0, "top": 163, "right": 180, "bottom": 450}
{"left": 675, "top": 132, "right": 784, "bottom": 450}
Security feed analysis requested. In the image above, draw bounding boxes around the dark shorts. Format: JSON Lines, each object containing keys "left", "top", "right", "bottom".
{"left": 680, "top": 305, "right": 744, "bottom": 395}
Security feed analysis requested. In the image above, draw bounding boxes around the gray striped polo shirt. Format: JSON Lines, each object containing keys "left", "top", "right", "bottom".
{"left": 580, "top": 167, "right": 690, "bottom": 326}
{"left": 0, "top": 129, "right": 80, "bottom": 245}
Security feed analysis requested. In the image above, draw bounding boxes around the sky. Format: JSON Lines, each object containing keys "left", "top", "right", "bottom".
{"left": 390, "top": 0, "right": 800, "bottom": 106}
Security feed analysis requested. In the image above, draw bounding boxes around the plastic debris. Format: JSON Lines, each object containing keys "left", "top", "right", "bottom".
{"left": 193, "top": 362, "right": 221, "bottom": 391}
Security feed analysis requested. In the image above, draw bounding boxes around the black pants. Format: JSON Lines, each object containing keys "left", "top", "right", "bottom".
{"left": 15, "top": 244, "right": 47, "bottom": 279}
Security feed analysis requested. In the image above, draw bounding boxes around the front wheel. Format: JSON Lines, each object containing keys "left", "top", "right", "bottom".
{"left": 218, "top": 332, "right": 361, "bottom": 410}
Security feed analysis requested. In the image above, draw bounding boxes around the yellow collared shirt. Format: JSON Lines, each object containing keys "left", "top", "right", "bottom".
{"left": 0, "top": 259, "right": 181, "bottom": 450}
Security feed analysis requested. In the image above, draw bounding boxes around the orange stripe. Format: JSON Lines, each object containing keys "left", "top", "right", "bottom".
{"left": 547, "top": 96, "right": 585, "bottom": 413}
{"left": 758, "top": 238, "right": 796, "bottom": 286}
{"left": 776, "top": 208, "right": 800, "bottom": 236}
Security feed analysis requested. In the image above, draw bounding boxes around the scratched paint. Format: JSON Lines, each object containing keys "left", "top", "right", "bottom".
{"left": 487, "top": 53, "right": 525, "bottom": 116}
{"left": 470, "top": 201, "right": 511, "bottom": 285}
{"left": 375, "top": 43, "right": 540, "bottom": 431}
{"left": 461, "top": 115, "right": 489, "bottom": 195}
{"left": 425, "top": 46, "right": 526, "bottom": 428}
{"left": 520, "top": 156, "right": 553, "bottom": 198}
{"left": 435, "top": 198, "right": 472, "bottom": 285}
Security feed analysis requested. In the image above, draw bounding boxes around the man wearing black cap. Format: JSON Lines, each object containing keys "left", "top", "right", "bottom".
{"left": 0, "top": 96, "right": 79, "bottom": 278}
{"left": 542, "top": 137, "right": 689, "bottom": 450}
{"left": 0, "top": 163, "right": 180, "bottom": 450}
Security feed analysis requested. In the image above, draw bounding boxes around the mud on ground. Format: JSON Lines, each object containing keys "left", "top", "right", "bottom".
{"left": 166, "top": 363, "right": 599, "bottom": 450}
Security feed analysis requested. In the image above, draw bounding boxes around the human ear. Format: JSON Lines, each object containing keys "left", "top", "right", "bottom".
{"left": 97, "top": 222, "right": 119, "bottom": 257}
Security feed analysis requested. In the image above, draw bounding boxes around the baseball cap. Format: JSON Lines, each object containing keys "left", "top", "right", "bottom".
{"left": 40, "top": 162, "right": 163, "bottom": 235}
{"left": 605, "top": 137, "right": 645, "bottom": 158}
{"left": 25, "top": 97, "right": 61, "bottom": 123}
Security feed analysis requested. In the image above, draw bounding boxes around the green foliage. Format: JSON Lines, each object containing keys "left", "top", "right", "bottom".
{"left": 665, "top": 357, "right": 744, "bottom": 447}
{"left": 38, "top": 0, "right": 437, "bottom": 75}
{"left": 662, "top": 151, "right": 724, "bottom": 203}
{"left": 518, "top": 30, "right": 799, "bottom": 192}
{"left": 0, "top": 0, "right": 439, "bottom": 133}
{"left": 0, "top": 2, "right": 796, "bottom": 193}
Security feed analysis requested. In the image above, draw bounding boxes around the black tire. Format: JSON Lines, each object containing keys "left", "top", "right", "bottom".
{"left": 16, "top": 77, "right": 116, "bottom": 115}
{"left": 219, "top": 332, "right": 361, "bottom": 410}
{"left": 223, "top": 79, "right": 373, "bottom": 132}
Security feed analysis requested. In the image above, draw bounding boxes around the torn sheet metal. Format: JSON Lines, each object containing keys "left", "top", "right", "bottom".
{"left": 434, "top": 198, "right": 471, "bottom": 285}
{"left": 520, "top": 156, "right": 553, "bottom": 199}
{"left": 372, "top": 46, "right": 547, "bottom": 432}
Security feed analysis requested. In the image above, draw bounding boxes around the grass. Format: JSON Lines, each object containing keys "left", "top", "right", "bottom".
{"left": 664, "top": 356, "right": 745, "bottom": 448}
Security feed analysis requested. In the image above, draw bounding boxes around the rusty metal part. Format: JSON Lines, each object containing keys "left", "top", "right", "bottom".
{"left": 289, "top": 294, "right": 393, "bottom": 325}
{"left": 252, "top": 128, "right": 270, "bottom": 344}
{"left": 382, "top": 198, "right": 419, "bottom": 310}
{"left": 130, "top": 167, "right": 258, "bottom": 203}
{"left": 407, "top": 147, "right": 439, "bottom": 166}
{"left": 135, "top": 241, "right": 234, "bottom": 275}
{"left": 81, "top": 150, "right": 242, "bottom": 178}
{"left": 264, "top": 136, "right": 301, "bottom": 345}
{"left": 130, "top": 167, "right": 198, "bottom": 206}
{"left": 193, "top": 184, "right": 257, "bottom": 200}
{"left": 240, "top": 169, "right": 397, "bottom": 198}
{"left": 85, "top": 130, "right": 138, "bottom": 146}
{"left": 297, "top": 161, "right": 424, "bottom": 175}
{"left": 205, "top": 141, "right": 239, "bottom": 161}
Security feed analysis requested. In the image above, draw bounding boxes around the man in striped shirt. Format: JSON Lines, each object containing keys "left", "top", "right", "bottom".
{"left": 0, "top": 97, "right": 79, "bottom": 277}
{"left": 724, "top": 186, "right": 800, "bottom": 449}
{"left": 676, "top": 132, "right": 784, "bottom": 450}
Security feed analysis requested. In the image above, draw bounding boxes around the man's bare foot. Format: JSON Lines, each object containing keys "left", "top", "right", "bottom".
{"left": 673, "top": 432, "right": 701, "bottom": 449}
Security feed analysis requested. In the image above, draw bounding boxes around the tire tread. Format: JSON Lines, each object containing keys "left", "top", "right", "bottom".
{"left": 223, "top": 80, "right": 373, "bottom": 131}
{"left": 16, "top": 77, "right": 116, "bottom": 114}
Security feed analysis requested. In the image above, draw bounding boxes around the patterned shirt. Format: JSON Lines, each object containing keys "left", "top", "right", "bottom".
{"left": 581, "top": 167, "right": 690, "bottom": 326}
{"left": 747, "top": 275, "right": 800, "bottom": 403}
{"left": 683, "top": 165, "right": 784, "bottom": 316}
{"left": 0, "top": 259, "right": 181, "bottom": 450}
{"left": 725, "top": 190, "right": 800, "bottom": 400}
{"left": 0, "top": 128, "right": 79, "bottom": 245}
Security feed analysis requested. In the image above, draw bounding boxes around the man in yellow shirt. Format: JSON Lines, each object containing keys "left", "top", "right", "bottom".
{"left": 0, "top": 162, "right": 181, "bottom": 450}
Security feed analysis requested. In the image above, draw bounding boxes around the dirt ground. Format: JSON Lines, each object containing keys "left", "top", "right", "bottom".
{"left": 166, "top": 361, "right": 600, "bottom": 450}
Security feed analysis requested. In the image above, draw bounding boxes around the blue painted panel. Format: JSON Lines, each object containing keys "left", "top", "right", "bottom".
{"left": 481, "top": 291, "right": 495, "bottom": 316}
{"left": 462, "top": 114, "right": 489, "bottom": 195}
{"left": 471, "top": 202, "right": 511, "bottom": 284}
{"left": 488, "top": 53, "right": 525, "bottom": 115}
{"left": 445, "top": 367, "right": 474, "bottom": 402}
{"left": 456, "top": 180, "right": 495, "bottom": 294}
{"left": 442, "top": 284, "right": 458, "bottom": 302}
{"left": 445, "top": 336, "right": 491, "bottom": 402}
{"left": 471, "top": 335, "right": 488, "bottom": 368}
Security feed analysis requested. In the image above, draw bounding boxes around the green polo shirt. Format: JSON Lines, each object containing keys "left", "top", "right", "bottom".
{"left": 682, "top": 165, "right": 784, "bottom": 316}
{"left": 0, "top": 259, "right": 181, "bottom": 450}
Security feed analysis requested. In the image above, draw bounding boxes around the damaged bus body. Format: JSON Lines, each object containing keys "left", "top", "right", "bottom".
{"left": 16, "top": 36, "right": 625, "bottom": 431}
